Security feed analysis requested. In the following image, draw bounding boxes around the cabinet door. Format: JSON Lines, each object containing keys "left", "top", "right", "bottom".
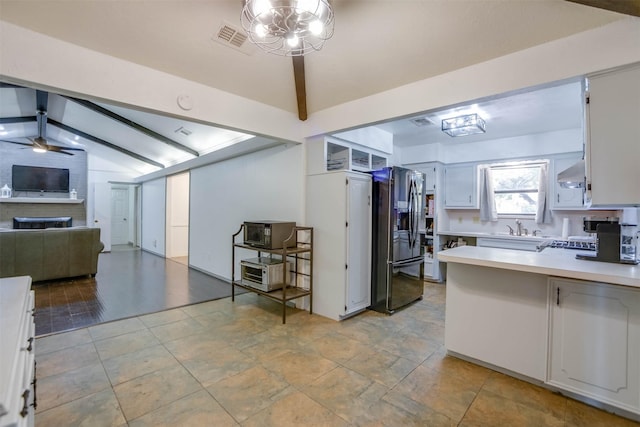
{"left": 326, "top": 141, "right": 349, "bottom": 171}
{"left": 552, "top": 156, "right": 584, "bottom": 209}
{"left": 423, "top": 165, "right": 437, "bottom": 192}
{"left": 346, "top": 174, "right": 372, "bottom": 314}
{"left": 445, "top": 264, "right": 548, "bottom": 380}
{"left": 549, "top": 278, "right": 640, "bottom": 413}
{"left": 587, "top": 65, "right": 640, "bottom": 206}
{"left": 444, "top": 165, "right": 477, "bottom": 208}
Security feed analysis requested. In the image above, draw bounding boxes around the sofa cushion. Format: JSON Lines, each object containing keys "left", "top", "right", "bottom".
{"left": 0, "top": 231, "right": 16, "bottom": 277}
{"left": 43, "top": 229, "right": 71, "bottom": 279}
{"left": 15, "top": 230, "right": 44, "bottom": 280}
{"left": 68, "top": 228, "right": 100, "bottom": 277}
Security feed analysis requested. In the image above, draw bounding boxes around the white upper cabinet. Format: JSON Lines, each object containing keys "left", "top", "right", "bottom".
{"left": 306, "top": 137, "right": 388, "bottom": 175}
{"left": 552, "top": 154, "right": 585, "bottom": 209}
{"left": 444, "top": 164, "right": 478, "bottom": 209}
{"left": 586, "top": 64, "right": 640, "bottom": 206}
{"left": 423, "top": 164, "right": 437, "bottom": 192}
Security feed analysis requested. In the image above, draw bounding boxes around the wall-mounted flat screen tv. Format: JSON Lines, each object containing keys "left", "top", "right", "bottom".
{"left": 12, "top": 165, "right": 70, "bottom": 193}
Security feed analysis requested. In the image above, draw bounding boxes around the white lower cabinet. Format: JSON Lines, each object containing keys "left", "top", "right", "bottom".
{"left": 306, "top": 171, "right": 372, "bottom": 320}
{"left": 476, "top": 236, "right": 544, "bottom": 252}
{"left": 445, "top": 263, "right": 549, "bottom": 380}
{"left": 0, "top": 276, "right": 36, "bottom": 427}
{"left": 548, "top": 278, "right": 640, "bottom": 414}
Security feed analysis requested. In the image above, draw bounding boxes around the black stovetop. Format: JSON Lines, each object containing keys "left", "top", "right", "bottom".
{"left": 549, "top": 240, "right": 596, "bottom": 251}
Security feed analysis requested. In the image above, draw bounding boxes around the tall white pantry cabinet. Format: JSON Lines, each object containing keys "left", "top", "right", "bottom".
{"left": 306, "top": 171, "right": 372, "bottom": 320}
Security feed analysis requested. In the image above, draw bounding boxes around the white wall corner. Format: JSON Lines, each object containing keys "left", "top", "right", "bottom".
{"left": 332, "top": 127, "right": 394, "bottom": 154}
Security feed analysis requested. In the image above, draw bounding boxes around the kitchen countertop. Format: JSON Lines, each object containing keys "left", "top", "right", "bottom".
{"left": 438, "top": 230, "right": 558, "bottom": 241}
{"left": 438, "top": 245, "right": 640, "bottom": 288}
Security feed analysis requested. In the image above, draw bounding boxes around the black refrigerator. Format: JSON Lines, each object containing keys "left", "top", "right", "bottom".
{"left": 370, "top": 166, "right": 425, "bottom": 314}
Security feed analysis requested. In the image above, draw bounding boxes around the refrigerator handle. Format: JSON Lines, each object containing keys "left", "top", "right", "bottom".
{"left": 409, "top": 176, "right": 418, "bottom": 249}
{"left": 413, "top": 179, "right": 420, "bottom": 249}
{"left": 390, "top": 256, "right": 425, "bottom": 267}
{"left": 408, "top": 177, "right": 415, "bottom": 248}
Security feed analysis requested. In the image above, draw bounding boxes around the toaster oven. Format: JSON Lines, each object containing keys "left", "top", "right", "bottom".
{"left": 240, "top": 257, "right": 291, "bottom": 292}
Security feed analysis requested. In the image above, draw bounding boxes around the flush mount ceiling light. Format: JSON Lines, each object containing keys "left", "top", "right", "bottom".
{"left": 442, "top": 113, "right": 486, "bottom": 137}
{"left": 241, "top": 0, "right": 334, "bottom": 56}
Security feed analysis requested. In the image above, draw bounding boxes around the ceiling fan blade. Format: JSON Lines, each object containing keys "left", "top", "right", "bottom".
{"left": 292, "top": 56, "right": 308, "bottom": 121}
{"left": 25, "top": 135, "right": 76, "bottom": 155}
{"left": 566, "top": 0, "right": 640, "bottom": 17}
{"left": 43, "top": 144, "right": 74, "bottom": 155}
{"left": 49, "top": 144, "right": 85, "bottom": 152}
{"left": 0, "top": 138, "right": 34, "bottom": 147}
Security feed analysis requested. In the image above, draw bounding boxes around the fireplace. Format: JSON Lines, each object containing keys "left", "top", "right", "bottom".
{"left": 13, "top": 217, "right": 73, "bottom": 229}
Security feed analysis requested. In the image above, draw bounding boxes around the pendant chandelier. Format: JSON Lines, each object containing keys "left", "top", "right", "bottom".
{"left": 241, "top": 0, "right": 335, "bottom": 56}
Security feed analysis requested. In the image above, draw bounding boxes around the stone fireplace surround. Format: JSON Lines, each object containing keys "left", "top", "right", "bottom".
{"left": 0, "top": 199, "right": 85, "bottom": 229}
{"left": 1, "top": 140, "right": 88, "bottom": 229}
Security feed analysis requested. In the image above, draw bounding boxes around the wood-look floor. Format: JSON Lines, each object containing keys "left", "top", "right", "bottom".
{"left": 33, "top": 245, "right": 240, "bottom": 336}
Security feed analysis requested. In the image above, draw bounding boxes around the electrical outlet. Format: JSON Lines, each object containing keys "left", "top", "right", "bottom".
{"left": 472, "top": 216, "right": 480, "bottom": 224}
{"left": 153, "top": 239, "right": 157, "bottom": 247}
{"left": 458, "top": 217, "right": 463, "bottom": 224}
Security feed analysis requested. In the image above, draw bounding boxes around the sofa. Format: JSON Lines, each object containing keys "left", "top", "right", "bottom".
{"left": 0, "top": 227, "right": 104, "bottom": 282}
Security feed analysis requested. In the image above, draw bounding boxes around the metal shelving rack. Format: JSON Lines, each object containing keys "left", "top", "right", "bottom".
{"left": 231, "top": 225, "right": 313, "bottom": 324}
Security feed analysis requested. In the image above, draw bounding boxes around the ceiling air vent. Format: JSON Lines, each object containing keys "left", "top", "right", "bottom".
{"left": 410, "top": 117, "right": 434, "bottom": 127}
{"left": 213, "top": 21, "right": 254, "bottom": 55}
{"left": 175, "top": 126, "right": 192, "bottom": 137}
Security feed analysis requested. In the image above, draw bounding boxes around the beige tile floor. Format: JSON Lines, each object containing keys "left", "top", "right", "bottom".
{"left": 35, "top": 283, "right": 639, "bottom": 426}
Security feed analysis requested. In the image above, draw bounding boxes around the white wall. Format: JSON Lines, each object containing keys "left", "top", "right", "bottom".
{"left": 165, "top": 172, "right": 189, "bottom": 258}
{"left": 189, "top": 144, "right": 304, "bottom": 280}
{"left": 86, "top": 154, "right": 140, "bottom": 228}
{"left": 141, "top": 178, "right": 166, "bottom": 256}
{"left": 400, "top": 128, "right": 583, "bottom": 166}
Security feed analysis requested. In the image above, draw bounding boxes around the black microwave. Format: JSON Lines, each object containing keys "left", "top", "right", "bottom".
{"left": 243, "top": 221, "right": 296, "bottom": 249}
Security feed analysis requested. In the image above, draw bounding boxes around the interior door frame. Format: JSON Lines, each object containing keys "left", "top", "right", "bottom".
{"left": 108, "top": 181, "right": 142, "bottom": 249}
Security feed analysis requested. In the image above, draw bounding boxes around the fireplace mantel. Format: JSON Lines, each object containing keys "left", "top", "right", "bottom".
{"left": 0, "top": 197, "right": 84, "bottom": 204}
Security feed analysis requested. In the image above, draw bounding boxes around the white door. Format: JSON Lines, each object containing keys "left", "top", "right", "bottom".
{"left": 93, "top": 182, "right": 112, "bottom": 252}
{"left": 549, "top": 278, "right": 640, "bottom": 412}
{"left": 346, "top": 174, "right": 372, "bottom": 314}
{"left": 111, "top": 187, "right": 129, "bottom": 245}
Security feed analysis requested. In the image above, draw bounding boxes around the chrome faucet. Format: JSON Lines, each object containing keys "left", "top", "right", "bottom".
{"left": 506, "top": 225, "right": 514, "bottom": 235}
{"left": 515, "top": 219, "right": 522, "bottom": 236}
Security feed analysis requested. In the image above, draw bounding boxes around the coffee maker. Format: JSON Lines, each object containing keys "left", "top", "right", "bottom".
{"left": 576, "top": 217, "right": 639, "bottom": 265}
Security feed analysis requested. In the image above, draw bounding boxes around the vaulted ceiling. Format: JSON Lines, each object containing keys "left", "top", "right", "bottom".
{"left": 0, "top": 1, "right": 633, "bottom": 174}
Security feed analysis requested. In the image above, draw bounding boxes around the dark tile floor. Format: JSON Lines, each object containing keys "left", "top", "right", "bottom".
{"left": 33, "top": 246, "right": 242, "bottom": 336}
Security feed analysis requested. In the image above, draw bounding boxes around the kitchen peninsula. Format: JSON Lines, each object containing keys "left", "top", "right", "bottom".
{"left": 439, "top": 245, "right": 640, "bottom": 420}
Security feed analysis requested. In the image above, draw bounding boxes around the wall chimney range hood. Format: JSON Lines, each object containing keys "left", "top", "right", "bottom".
{"left": 557, "top": 159, "right": 586, "bottom": 189}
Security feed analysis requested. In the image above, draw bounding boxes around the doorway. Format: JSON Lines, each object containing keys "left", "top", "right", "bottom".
{"left": 166, "top": 172, "right": 190, "bottom": 265}
{"left": 93, "top": 182, "right": 141, "bottom": 252}
{"left": 111, "top": 186, "right": 129, "bottom": 245}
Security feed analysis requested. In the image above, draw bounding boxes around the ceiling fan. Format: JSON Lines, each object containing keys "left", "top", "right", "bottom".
{"left": 0, "top": 90, "right": 84, "bottom": 155}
